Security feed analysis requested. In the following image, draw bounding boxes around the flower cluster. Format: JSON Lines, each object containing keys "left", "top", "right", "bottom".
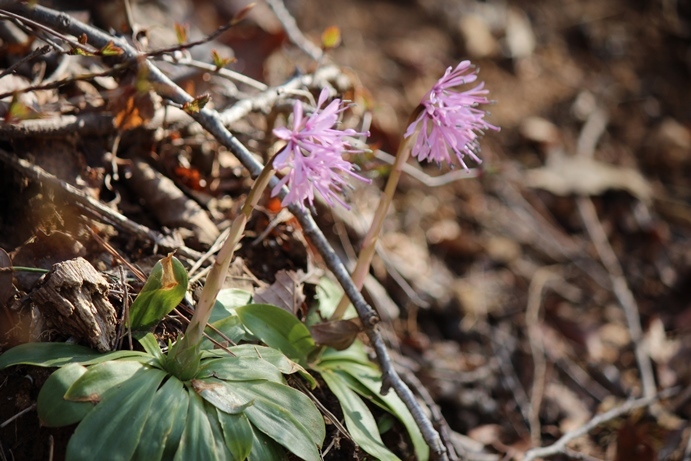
{"left": 405, "top": 60, "right": 498, "bottom": 169}
{"left": 271, "top": 88, "right": 369, "bottom": 209}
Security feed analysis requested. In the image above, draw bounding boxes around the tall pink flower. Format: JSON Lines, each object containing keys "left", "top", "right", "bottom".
{"left": 405, "top": 61, "right": 498, "bottom": 169}
{"left": 271, "top": 88, "right": 369, "bottom": 209}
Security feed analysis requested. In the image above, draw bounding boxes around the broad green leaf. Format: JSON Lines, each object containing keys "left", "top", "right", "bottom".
{"left": 65, "top": 361, "right": 148, "bottom": 402}
{"left": 320, "top": 369, "right": 400, "bottom": 461}
{"left": 324, "top": 361, "right": 429, "bottom": 460}
{"left": 132, "top": 376, "right": 188, "bottom": 461}
{"left": 191, "top": 378, "right": 254, "bottom": 414}
{"left": 214, "top": 288, "right": 252, "bottom": 317}
{"left": 66, "top": 367, "right": 166, "bottom": 461}
{"left": 136, "top": 332, "right": 165, "bottom": 363}
{"left": 306, "top": 276, "right": 356, "bottom": 325}
{"left": 203, "top": 310, "right": 248, "bottom": 349}
{"left": 235, "top": 304, "right": 315, "bottom": 363}
{"left": 204, "top": 401, "right": 234, "bottom": 459}
{"left": 37, "top": 363, "right": 93, "bottom": 427}
{"left": 174, "top": 390, "right": 218, "bottom": 461}
{"left": 0, "top": 342, "right": 146, "bottom": 369}
{"left": 318, "top": 340, "right": 372, "bottom": 366}
{"left": 233, "top": 380, "right": 324, "bottom": 461}
{"left": 129, "top": 254, "right": 188, "bottom": 330}
{"left": 163, "top": 381, "right": 189, "bottom": 460}
{"left": 249, "top": 425, "right": 287, "bottom": 461}
{"left": 203, "top": 345, "right": 316, "bottom": 388}
{"left": 196, "top": 357, "right": 283, "bottom": 383}
{"left": 217, "top": 410, "right": 253, "bottom": 461}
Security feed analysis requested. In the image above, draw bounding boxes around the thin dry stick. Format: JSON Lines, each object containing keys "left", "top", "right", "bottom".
{"left": 0, "top": 403, "right": 36, "bottom": 428}
{"left": 525, "top": 267, "right": 560, "bottom": 447}
{"left": 0, "top": 4, "right": 447, "bottom": 457}
{"left": 219, "top": 64, "right": 342, "bottom": 126}
{"left": 523, "top": 388, "right": 677, "bottom": 461}
{"left": 576, "top": 197, "right": 656, "bottom": 399}
{"left": 265, "top": 0, "right": 323, "bottom": 61}
{"left": 574, "top": 107, "right": 656, "bottom": 400}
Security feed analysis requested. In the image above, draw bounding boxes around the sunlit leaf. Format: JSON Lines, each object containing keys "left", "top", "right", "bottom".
{"left": 99, "top": 40, "right": 124, "bottom": 56}
{"left": 320, "top": 369, "right": 400, "bottom": 461}
{"left": 196, "top": 357, "right": 284, "bottom": 383}
{"left": 65, "top": 360, "right": 149, "bottom": 402}
{"left": 4, "top": 93, "right": 43, "bottom": 124}
{"left": 321, "top": 26, "right": 341, "bottom": 50}
{"left": 233, "top": 380, "right": 324, "bottom": 461}
{"left": 235, "top": 304, "right": 315, "bottom": 363}
{"left": 182, "top": 94, "right": 211, "bottom": 113}
{"left": 321, "top": 360, "right": 429, "bottom": 460}
{"left": 66, "top": 367, "right": 166, "bottom": 461}
{"left": 136, "top": 332, "right": 165, "bottom": 362}
{"left": 174, "top": 22, "right": 188, "bottom": 44}
{"left": 191, "top": 377, "right": 254, "bottom": 414}
{"left": 129, "top": 254, "right": 189, "bottom": 330}
{"left": 211, "top": 49, "right": 235, "bottom": 69}
{"left": 306, "top": 276, "right": 356, "bottom": 325}
{"left": 37, "top": 363, "right": 93, "bottom": 427}
{"left": 0, "top": 342, "right": 147, "bottom": 369}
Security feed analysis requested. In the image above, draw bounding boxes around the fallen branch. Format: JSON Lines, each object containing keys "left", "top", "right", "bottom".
{"left": 0, "top": 148, "right": 202, "bottom": 261}
{"left": 523, "top": 388, "right": 678, "bottom": 461}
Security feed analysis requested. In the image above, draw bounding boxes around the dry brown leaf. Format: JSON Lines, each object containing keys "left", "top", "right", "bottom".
{"left": 524, "top": 151, "right": 652, "bottom": 203}
{"left": 253, "top": 270, "right": 305, "bottom": 315}
{"left": 309, "top": 319, "right": 362, "bottom": 350}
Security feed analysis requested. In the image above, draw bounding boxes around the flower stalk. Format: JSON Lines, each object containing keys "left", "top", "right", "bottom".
{"left": 331, "top": 61, "right": 497, "bottom": 321}
{"left": 166, "top": 163, "right": 275, "bottom": 379}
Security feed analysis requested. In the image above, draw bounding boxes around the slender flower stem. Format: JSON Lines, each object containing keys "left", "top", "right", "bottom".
{"left": 182, "top": 164, "right": 275, "bottom": 348}
{"left": 331, "top": 135, "right": 414, "bottom": 321}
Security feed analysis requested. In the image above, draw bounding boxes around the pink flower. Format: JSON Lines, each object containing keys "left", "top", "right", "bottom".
{"left": 405, "top": 61, "right": 498, "bottom": 169}
{"left": 272, "top": 88, "right": 369, "bottom": 209}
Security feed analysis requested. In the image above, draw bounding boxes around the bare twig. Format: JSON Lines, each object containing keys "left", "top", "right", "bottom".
{"left": 576, "top": 197, "right": 656, "bottom": 398}
{"left": 0, "top": 403, "right": 35, "bottom": 428}
{"left": 265, "top": 0, "right": 323, "bottom": 61}
{"left": 574, "top": 108, "right": 656, "bottom": 399}
{"left": 525, "top": 267, "right": 561, "bottom": 447}
{"left": 219, "top": 64, "right": 342, "bottom": 126}
{"left": 523, "top": 388, "right": 678, "bottom": 461}
{"left": 0, "top": 113, "right": 115, "bottom": 139}
{"left": 0, "top": 4, "right": 447, "bottom": 457}
{"left": 0, "top": 44, "right": 51, "bottom": 79}
{"left": 160, "top": 55, "right": 268, "bottom": 91}
{"left": 0, "top": 9, "right": 86, "bottom": 53}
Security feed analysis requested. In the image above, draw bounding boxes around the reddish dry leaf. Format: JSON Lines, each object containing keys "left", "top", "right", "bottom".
{"left": 111, "top": 88, "right": 156, "bottom": 131}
